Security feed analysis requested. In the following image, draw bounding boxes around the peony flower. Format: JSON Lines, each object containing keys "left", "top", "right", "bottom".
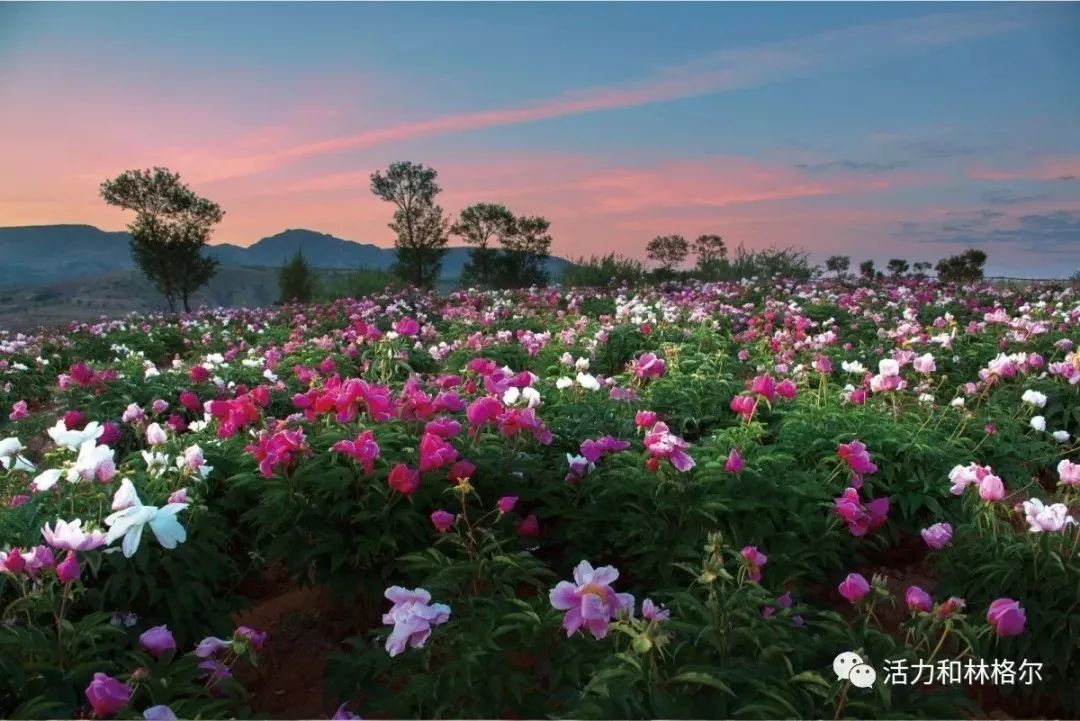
{"left": 837, "top": 440, "right": 878, "bottom": 476}
{"left": 331, "top": 703, "right": 360, "bottom": 720}
{"left": 387, "top": 464, "right": 420, "bottom": 495}
{"left": 139, "top": 625, "right": 177, "bottom": 658}
{"left": 517, "top": 514, "right": 540, "bottom": 538}
{"left": 8, "top": 400, "right": 29, "bottom": 421}
{"left": 740, "top": 546, "right": 768, "bottom": 582}
{"left": 812, "top": 356, "right": 833, "bottom": 374}
{"left": 143, "top": 706, "right": 178, "bottom": 721}
{"left": 978, "top": 473, "right": 1005, "bottom": 502}
{"left": 332, "top": 431, "right": 380, "bottom": 475}
{"left": 1030, "top": 416, "right": 1046, "bottom": 432}
{"left": 146, "top": 422, "right": 168, "bottom": 447}
{"left": 1021, "top": 389, "right": 1048, "bottom": 408}
{"left": 430, "top": 509, "right": 455, "bottom": 533}
{"left": 549, "top": 561, "right": 634, "bottom": 640}
{"left": 725, "top": 448, "right": 744, "bottom": 473}
{"left": 905, "top": 585, "right": 933, "bottom": 613}
{"left": 85, "top": 673, "right": 132, "bottom": 718}
{"left": 104, "top": 485, "right": 188, "bottom": 558}
{"left": 55, "top": 550, "right": 80, "bottom": 584}
{"left": 838, "top": 573, "right": 870, "bottom": 603}
{"left": 465, "top": 397, "right": 503, "bottom": 426}
{"left": 920, "top": 522, "right": 953, "bottom": 550}
{"left": 776, "top": 378, "right": 798, "bottom": 400}
{"left": 496, "top": 496, "right": 518, "bottom": 514}
{"left": 122, "top": 403, "right": 145, "bottom": 423}
{"left": 418, "top": 432, "right": 459, "bottom": 472}
{"left": 913, "top": 354, "right": 936, "bottom": 374}
{"left": 0, "top": 437, "right": 34, "bottom": 472}
{"left": 195, "top": 636, "right": 230, "bottom": 658}
{"left": 936, "top": 596, "right": 966, "bottom": 619}
{"left": 41, "top": 518, "right": 107, "bottom": 551}
{"left": 642, "top": 598, "right": 670, "bottom": 622}
{"left": 580, "top": 436, "right": 631, "bottom": 463}
{"left": 382, "top": 586, "right": 450, "bottom": 657}
{"left": 634, "top": 410, "right": 658, "bottom": 428}
{"left": 576, "top": 372, "right": 600, "bottom": 391}
{"left": 447, "top": 459, "right": 475, "bottom": 484}
{"left": 986, "top": 598, "right": 1026, "bottom": 637}
{"left": 833, "top": 487, "right": 889, "bottom": 536}
{"left": 749, "top": 374, "right": 776, "bottom": 402}
{"left": 643, "top": 422, "right": 695, "bottom": 472}
{"left": 68, "top": 440, "right": 116, "bottom": 483}
{"left": 632, "top": 352, "right": 666, "bottom": 379}
{"left": 1058, "top": 459, "right": 1080, "bottom": 486}
{"left": 235, "top": 625, "right": 266, "bottom": 650}
{"left": 47, "top": 419, "right": 103, "bottom": 451}
{"left": 1022, "top": 499, "right": 1076, "bottom": 533}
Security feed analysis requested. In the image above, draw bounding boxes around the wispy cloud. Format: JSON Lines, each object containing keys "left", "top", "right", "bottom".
{"left": 980, "top": 189, "right": 1049, "bottom": 206}
{"left": 971, "top": 154, "right": 1080, "bottom": 182}
{"left": 187, "top": 7, "right": 1031, "bottom": 182}
{"left": 904, "top": 207, "right": 1080, "bottom": 253}
{"left": 795, "top": 159, "right": 908, "bottom": 173}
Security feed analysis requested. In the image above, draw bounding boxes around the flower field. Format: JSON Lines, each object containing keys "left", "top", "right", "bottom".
{"left": 1, "top": 278, "right": 1079, "bottom": 719}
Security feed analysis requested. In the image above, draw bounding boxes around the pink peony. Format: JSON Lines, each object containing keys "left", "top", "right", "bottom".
{"left": 986, "top": 598, "right": 1026, "bottom": 637}
{"left": 905, "top": 586, "right": 933, "bottom": 613}
{"left": 387, "top": 464, "right": 420, "bottom": 496}
{"left": 381, "top": 586, "right": 450, "bottom": 657}
{"left": 837, "top": 440, "right": 878, "bottom": 476}
{"left": 8, "top": 400, "right": 28, "bottom": 421}
{"left": 920, "top": 522, "right": 953, "bottom": 549}
{"left": 465, "top": 396, "right": 503, "bottom": 427}
{"left": 85, "top": 673, "right": 132, "bottom": 718}
{"left": 740, "top": 546, "right": 768, "bottom": 582}
{"left": 643, "top": 422, "right": 695, "bottom": 472}
{"left": 430, "top": 509, "right": 455, "bottom": 533}
{"left": 1058, "top": 459, "right": 1080, "bottom": 486}
{"left": 332, "top": 431, "right": 380, "bottom": 475}
{"left": 55, "top": 550, "right": 80, "bottom": 584}
{"left": 632, "top": 352, "right": 666, "bottom": 379}
{"left": 517, "top": 513, "right": 540, "bottom": 538}
{"left": 139, "top": 625, "right": 177, "bottom": 658}
{"left": 549, "top": 561, "right": 634, "bottom": 640}
{"left": 838, "top": 573, "right": 870, "bottom": 603}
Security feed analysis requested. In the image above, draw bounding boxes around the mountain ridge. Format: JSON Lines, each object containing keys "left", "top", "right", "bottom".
{"left": 0, "top": 224, "right": 570, "bottom": 287}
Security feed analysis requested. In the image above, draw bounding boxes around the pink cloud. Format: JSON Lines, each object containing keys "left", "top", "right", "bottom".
{"left": 90, "top": 6, "right": 1028, "bottom": 184}
{"left": 970, "top": 154, "right": 1080, "bottom": 182}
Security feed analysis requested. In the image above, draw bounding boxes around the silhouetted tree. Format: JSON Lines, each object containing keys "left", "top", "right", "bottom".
{"left": 912, "top": 261, "right": 932, "bottom": 279}
{"left": 859, "top": 260, "right": 876, "bottom": 281}
{"left": 887, "top": 258, "right": 910, "bottom": 277}
{"left": 936, "top": 248, "right": 987, "bottom": 283}
{"left": 646, "top": 234, "right": 689, "bottom": 272}
{"left": 371, "top": 161, "right": 447, "bottom": 288}
{"left": 278, "top": 250, "right": 314, "bottom": 303}
{"left": 500, "top": 214, "right": 553, "bottom": 287}
{"left": 825, "top": 255, "right": 851, "bottom": 279}
{"left": 693, "top": 234, "right": 727, "bottom": 271}
{"left": 452, "top": 203, "right": 516, "bottom": 288}
{"left": 390, "top": 202, "right": 450, "bottom": 288}
{"left": 100, "top": 167, "right": 222, "bottom": 313}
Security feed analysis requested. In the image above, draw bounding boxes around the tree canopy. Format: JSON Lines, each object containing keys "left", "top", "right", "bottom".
{"left": 100, "top": 167, "right": 222, "bottom": 313}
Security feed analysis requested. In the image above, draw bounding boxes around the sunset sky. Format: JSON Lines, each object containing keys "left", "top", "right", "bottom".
{"left": 1, "top": 2, "right": 1078, "bottom": 276}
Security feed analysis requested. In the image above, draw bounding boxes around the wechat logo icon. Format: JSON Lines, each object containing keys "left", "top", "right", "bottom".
{"left": 833, "top": 651, "right": 877, "bottom": 689}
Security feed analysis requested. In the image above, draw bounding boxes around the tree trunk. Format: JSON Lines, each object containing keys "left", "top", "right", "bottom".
{"left": 182, "top": 290, "right": 191, "bottom": 313}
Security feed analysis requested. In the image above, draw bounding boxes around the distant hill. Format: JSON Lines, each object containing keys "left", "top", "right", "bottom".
{"left": 0, "top": 225, "right": 571, "bottom": 287}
